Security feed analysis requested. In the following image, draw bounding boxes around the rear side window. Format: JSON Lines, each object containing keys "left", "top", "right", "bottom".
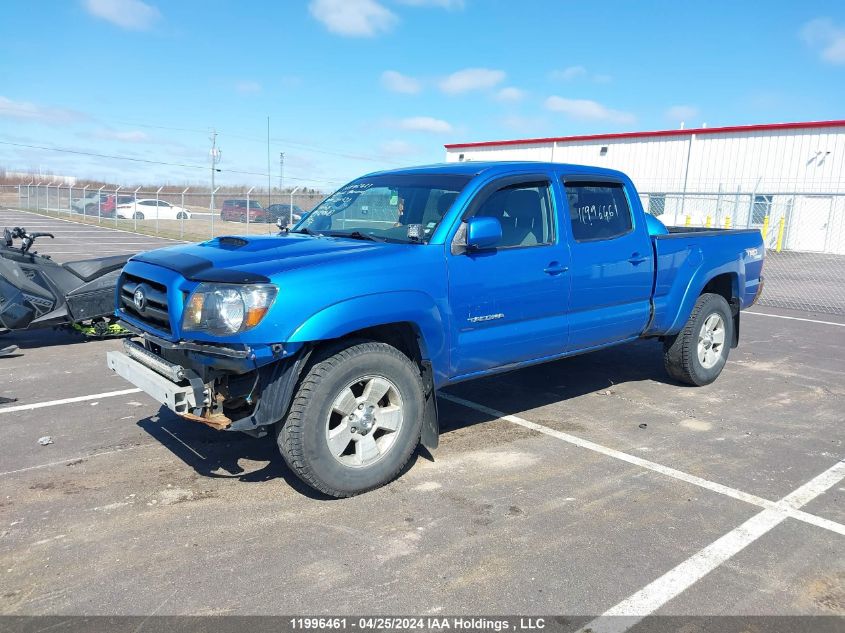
{"left": 564, "top": 181, "right": 633, "bottom": 242}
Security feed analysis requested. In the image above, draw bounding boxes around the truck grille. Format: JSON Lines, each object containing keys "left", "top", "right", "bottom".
{"left": 119, "top": 273, "right": 171, "bottom": 333}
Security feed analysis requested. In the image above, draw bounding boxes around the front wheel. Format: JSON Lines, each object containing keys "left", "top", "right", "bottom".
{"left": 663, "top": 292, "right": 733, "bottom": 386}
{"left": 277, "top": 340, "right": 424, "bottom": 497}
{"left": 133, "top": 211, "right": 145, "bottom": 220}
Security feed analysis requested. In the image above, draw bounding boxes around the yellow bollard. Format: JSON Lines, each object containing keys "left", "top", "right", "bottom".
{"left": 685, "top": 215, "right": 691, "bottom": 227}
{"left": 775, "top": 217, "right": 786, "bottom": 253}
{"left": 724, "top": 216, "right": 731, "bottom": 229}
{"left": 705, "top": 215, "right": 712, "bottom": 228}
{"left": 761, "top": 215, "right": 770, "bottom": 246}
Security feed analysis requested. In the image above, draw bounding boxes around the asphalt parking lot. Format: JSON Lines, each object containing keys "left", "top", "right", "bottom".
{"left": 0, "top": 208, "right": 843, "bottom": 626}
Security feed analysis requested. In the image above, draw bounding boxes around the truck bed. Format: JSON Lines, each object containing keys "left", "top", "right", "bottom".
{"left": 647, "top": 227, "right": 765, "bottom": 335}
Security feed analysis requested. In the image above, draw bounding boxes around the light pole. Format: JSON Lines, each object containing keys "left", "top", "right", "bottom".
{"left": 279, "top": 152, "right": 285, "bottom": 192}
{"left": 209, "top": 129, "right": 221, "bottom": 237}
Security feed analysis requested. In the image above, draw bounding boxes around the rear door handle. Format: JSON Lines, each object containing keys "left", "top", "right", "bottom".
{"left": 544, "top": 262, "right": 569, "bottom": 276}
{"left": 628, "top": 252, "right": 649, "bottom": 265}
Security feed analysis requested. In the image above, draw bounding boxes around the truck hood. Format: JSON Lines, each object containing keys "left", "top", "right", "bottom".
{"left": 132, "top": 233, "right": 399, "bottom": 283}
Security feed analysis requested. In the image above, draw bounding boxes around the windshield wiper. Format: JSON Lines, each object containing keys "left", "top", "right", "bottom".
{"left": 325, "top": 230, "right": 387, "bottom": 243}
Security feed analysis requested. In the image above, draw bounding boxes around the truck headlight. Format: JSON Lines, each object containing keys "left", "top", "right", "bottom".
{"left": 182, "top": 283, "right": 277, "bottom": 335}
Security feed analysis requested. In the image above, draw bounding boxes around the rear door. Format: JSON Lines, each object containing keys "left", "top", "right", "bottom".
{"left": 446, "top": 174, "right": 571, "bottom": 377}
{"left": 561, "top": 177, "right": 654, "bottom": 350}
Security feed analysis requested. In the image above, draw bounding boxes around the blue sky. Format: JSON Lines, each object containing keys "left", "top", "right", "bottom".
{"left": 1, "top": 0, "right": 844, "bottom": 189}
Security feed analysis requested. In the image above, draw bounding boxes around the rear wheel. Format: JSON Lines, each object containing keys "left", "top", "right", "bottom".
{"left": 277, "top": 340, "right": 424, "bottom": 497}
{"left": 239, "top": 212, "right": 247, "bottom": 223}
{"left": 663, "top": 292, "right": 733, "bottom": 386}
{"left": 176, "top": 211, "right": 188, "bottom": 219}
{"left": 133, "top": 211, "right": 145, "bottom": 220}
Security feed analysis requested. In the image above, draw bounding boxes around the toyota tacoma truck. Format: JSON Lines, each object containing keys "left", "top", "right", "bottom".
{"left": 106, "top": 162, "right": 764, "bottom": 497}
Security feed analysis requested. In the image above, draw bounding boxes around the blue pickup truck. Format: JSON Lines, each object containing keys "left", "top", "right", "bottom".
{"left": 107, "top": 162, "right": 764, "bottom": 497}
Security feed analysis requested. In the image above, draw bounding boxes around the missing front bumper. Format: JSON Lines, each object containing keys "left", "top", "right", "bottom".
{"left": 106, "top": 349, "right": 232, "bottom": 430}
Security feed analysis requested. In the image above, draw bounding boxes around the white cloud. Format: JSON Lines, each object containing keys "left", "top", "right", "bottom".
{"left": 309, "top": 0, "right": 397, "bottom": 37}
{"left": 0, "top": 96, "right": 86, "bottom": 125}
{"left": 551, "top": 65, "right": 587, "bottom": 81}
{"left": 92, "top": 128, "right": 150, "bottom": 142}
{"left": 235, "top": 80, "right": 262, "bottom": 94}
{"left": 397, "top": 116, "right": 453, "bottom": 133}
{"left": 396, "top": 0, "right": 464, "bottom": 8}
{"left": 83, "top": 0, "right": 161, "bottom": 31}
{"left": 495, "top": 87, "right": 525, "bottom": 102}
{"left": 544, "top": 96, "right": 635, "bottom": 124}
{"left": 550, "top": 66, "right": 612, "bottom": 84}
{"left": 439, "top": 68, "right": 506, "bottom": 94}
{"left": 665, "top": 105, "right": 699, "bottom": 124}
{"left": 381, "top": 70, "right": 422, "bottom": 94}
{"left": 801, "top": 18, "right": 845, "bottom": 64}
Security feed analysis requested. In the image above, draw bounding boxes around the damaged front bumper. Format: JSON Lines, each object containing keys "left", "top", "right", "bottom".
{"left": 106, "top": 335, "right": 309, "bottom": 435}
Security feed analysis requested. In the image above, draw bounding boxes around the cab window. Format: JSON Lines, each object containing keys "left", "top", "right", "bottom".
{"left": 564, "top": 181, "right": 633, "bottom": 242}
{"left": 471, "top": 182, "right": 554, "bottom": 248}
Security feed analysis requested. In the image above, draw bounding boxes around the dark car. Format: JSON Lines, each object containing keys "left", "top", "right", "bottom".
{"left": 266, "top": 203, "right": 307, "bottom": 225}
{"left": 220, "top": 199, "right": 266, "bottom": 222}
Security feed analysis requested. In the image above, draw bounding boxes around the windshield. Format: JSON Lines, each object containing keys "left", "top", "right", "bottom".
{"left": 295, "top": 174, "right": 471, "bottom": 243}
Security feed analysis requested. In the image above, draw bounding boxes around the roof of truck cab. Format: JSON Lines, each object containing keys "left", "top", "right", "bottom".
{"left": 363, "top": 161, "right": 628, "bottom": 179}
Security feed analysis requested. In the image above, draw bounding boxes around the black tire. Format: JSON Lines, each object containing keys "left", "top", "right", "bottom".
{"left": 277, "top": 340, "right": 424, "bottom": 497}
{"left": 663, "top": 292, "right": 733, "bottom": 386}
{"left": 239, "top": 213, "right": 247, "bottom": 223}
{"left": 133, "top": 211, "right": 145, "bottom": 220}
{"left": 176, "top": 211, "right": 188, "bottom": 219}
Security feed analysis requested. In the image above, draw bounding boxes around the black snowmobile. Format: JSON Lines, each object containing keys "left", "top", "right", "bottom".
{"left": 0, "top": 226, "right": 130, "bottom": 338}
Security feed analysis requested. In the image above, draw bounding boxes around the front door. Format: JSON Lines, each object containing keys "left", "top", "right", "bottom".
{"left": 446, "top": 176, "right": 570, "bottom": 378}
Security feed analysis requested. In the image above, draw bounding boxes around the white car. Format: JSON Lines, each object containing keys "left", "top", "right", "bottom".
{"left": 115, "top": 199, "right": 192, "bottom": 220}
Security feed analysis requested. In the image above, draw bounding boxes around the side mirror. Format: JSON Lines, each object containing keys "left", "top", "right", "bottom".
{"left": 465, "top": 216, "right": 502, "bottom": 251}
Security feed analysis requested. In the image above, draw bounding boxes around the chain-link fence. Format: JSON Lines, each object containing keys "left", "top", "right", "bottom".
{"left": 639, "top": 190, "right": 845, "bottom": 314}
{"left": 0, "top": 183, "right": 326, "bottom": 243}
{"left": 2, "top": 181, "right": 844, "bottom": 315}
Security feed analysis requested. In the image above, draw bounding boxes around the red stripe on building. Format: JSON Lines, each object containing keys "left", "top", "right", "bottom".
{"left": 443, "top": 119, "right": 845, "bottom": 150}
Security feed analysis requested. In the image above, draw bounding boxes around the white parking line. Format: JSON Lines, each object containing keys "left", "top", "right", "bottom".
{"left": 440, "top": 394, "right": 845, "bottom": 537}
{"left": 581, "top": 459, "right": 845, "bottom": 633}
{"left": 0, "top": 388, "right": 142, "bottom": 415}
{"left": 746, "top": 311, "right": 845, "bottom": 327}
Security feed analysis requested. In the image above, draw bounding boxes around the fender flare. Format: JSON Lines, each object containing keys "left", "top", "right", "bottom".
{"left": 287, "top": 290, "right": 447, "bottom": 365}
{"left": 663, "top": 262, "right": 743, "bottom": 335}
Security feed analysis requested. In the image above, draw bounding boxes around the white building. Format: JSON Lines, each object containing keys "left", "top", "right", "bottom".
{"left": 445, "top": 120, "right": 845, "bottom": 254}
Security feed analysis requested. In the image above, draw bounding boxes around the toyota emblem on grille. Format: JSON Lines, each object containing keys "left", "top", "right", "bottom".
{"left": 133, "top": 286, "right": 147, "bottom": 312}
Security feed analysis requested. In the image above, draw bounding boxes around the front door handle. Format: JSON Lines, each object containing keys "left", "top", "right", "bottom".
{"left": 544, "top": 262, "right": 569, "bottom": 276}
{"left": 628, "top": 252, "right": 649, "bottom": 265}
